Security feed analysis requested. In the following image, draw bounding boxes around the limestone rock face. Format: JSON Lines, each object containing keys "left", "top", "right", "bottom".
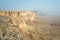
{"left": 0, "top": 11, "right": 39, "bottom": 40}
{"left": 0, "top": 11, "right": 60, "bottom": 40}
{"left": 0, "top": 11, "right": 37, "bottom": 26}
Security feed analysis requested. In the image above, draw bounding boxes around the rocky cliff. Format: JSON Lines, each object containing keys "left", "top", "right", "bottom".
{"left": 0, "top": 11, "right": 60, "bottom": 40}
{"left": 0, "top": 11, "right": 37, "bottom": 26}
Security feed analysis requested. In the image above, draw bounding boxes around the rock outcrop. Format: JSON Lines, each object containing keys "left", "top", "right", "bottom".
{"left": 0, "top": 11, "right": 60, "bottom": 40}
{"left": 0, "top": 11, "right": 37, "bottom": 26}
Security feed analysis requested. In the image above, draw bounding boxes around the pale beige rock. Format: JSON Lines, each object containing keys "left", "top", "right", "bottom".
{"left": 0, "top": 11, "right": 60, "bottom": 40}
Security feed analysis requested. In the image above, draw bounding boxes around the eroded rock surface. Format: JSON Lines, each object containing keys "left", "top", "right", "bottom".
{"left": 0, "top": 11, "right": 60, "bottom": 40}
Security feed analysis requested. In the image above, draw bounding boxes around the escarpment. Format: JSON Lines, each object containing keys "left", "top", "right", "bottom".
{"left": 0, "top": 11, "right": 37, "bottom": 27}
{"left": 0, "top": 11, "right": 60, "bottom": 40}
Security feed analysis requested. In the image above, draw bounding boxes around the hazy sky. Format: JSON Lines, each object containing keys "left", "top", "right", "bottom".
{"left": 0, "top": 0, "right": 60, "bottom": 12}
